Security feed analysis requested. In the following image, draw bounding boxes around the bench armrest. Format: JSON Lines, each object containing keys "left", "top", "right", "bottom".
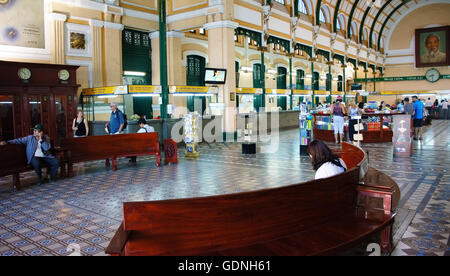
{"left": 356, "top": 185, "right": 394, "bottom": 220}
{"left": 105, "top": 223, "right": 130, "bottom": 256}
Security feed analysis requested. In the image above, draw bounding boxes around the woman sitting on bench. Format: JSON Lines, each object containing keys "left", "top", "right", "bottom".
{"left": 307, "top": 140, "right": 347, "bottom": 180}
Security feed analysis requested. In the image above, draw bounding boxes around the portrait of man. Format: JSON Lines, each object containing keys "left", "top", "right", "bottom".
{"left": 416, "top": 26, "right": 449, "bottom": 67}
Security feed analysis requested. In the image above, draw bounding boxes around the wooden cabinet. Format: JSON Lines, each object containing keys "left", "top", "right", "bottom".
{"left": 0, "top": 61, "right": 80, "bottom": 145}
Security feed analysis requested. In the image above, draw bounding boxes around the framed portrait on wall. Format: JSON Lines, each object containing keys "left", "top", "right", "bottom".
{"left": 415, "top": 26, "right": 450, "bottom": 68}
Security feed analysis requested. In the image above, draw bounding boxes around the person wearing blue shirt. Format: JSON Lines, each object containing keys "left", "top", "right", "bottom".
{"left": 106, "top": 102, "right": 125, "bottom": 134}
{"left": 0, "top": 124, "right": 59, "bottom": 185}
{"left": 412, "top": 96, "right": 425, "bottom": 140}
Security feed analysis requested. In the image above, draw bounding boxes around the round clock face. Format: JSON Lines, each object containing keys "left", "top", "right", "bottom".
{"left": 58, "top": 69, "right": 70, "bottom": 81}
{"left": 425, "top": 68, "right": 440, "bottom": 83}
{"left": 18, "top": 68, "right": 31, "bottom": 80}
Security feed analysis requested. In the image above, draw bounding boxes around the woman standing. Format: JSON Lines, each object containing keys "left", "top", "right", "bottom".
{"left": 347, "top": 101, "right": 362, "bottom": 142}
{"left": 331, "top": 96, "right": 346, "bottom": 144}
{"left": 72, "top": 110, "right": 89, "bottom": 137}
{"left": 307, "top": 140, "right": 347, "bottom": 180}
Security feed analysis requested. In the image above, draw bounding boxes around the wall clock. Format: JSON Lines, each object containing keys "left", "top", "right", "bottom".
{"left": 58, "top": 69, "right": 70, "bottom": 81}
{"left": 425, "top": 68, "right": 440, "bottom": 83}
{"left": 18, "top": 67, "right": 31, "bottom": 80}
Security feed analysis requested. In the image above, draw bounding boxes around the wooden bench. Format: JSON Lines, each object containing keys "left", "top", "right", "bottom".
{"left": 61, "top": 133, "right": 161, "bottom": 177}
{"left": 106, "top": 143, "right": 397, "bottom": 256}
{"left": 0, "top": 144, "right": 62, "bottom": 191}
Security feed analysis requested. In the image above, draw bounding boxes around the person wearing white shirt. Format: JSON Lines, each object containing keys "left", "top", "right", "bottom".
{"left": 307, "top": 140, "right": 347, "bottom": 180}
{"left": 129, "top": 118, "right": 155, "bottom": 165}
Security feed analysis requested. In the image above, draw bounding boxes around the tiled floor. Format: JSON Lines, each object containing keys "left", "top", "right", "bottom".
{"left": 0, "top": 120, "right": 449, "bottom": 256}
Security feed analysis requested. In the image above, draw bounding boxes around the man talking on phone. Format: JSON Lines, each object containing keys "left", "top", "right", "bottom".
{"left": 0, "top": 124, "right": 60, "bottom": 185}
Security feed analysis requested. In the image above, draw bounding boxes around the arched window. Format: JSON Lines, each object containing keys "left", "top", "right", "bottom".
{"left": 274, "top": 0, "right": 285, "bottom": 4}
{"left": 380, "top": 37, "right": 384, "bottom": 49}
{"left": 298, "top": 0, "right": 308, "bottom": 15}
{"left": 319, "top": 9, "right": 326, "bottom": 24}
{"left": 372, "top": 33, "right": 377, "bottom": 47}
{"left": 336, "top": 20, "right": 341, "bottom": 30}
{"left": 337, "top": 14, "right": 345, "bottom": 32}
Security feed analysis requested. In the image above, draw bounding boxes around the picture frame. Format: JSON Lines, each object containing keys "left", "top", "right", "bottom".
{"left": 65, "top": 23, "right": 92, "bottom": 58}
{"left": 415, "top": 26, "right": 450, "bottom": 68}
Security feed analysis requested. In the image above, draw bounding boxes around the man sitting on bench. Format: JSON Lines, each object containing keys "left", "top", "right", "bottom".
{"left": 0, "top": 124, "right": 59, "bottom": 185}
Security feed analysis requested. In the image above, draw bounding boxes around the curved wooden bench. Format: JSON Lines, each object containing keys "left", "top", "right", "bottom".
{"left": 61, "top": 133, "right": 161, "bottom": 177}
{"left": 106, "top": 143, "right": 397, "bottom": 256}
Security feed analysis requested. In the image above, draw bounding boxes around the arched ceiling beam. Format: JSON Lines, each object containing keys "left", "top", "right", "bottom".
{"left": 347, "top": 0, "right": 360, "bottom": 39}
{"left": 369, "top": 0, "right": 393, "bottom": 49}
{"left": 315, "top": 0, "right": 322, "bottom": 25}
{"left": 359, "top": 6, "right": 371, "bottom": 44}
{"left": 333, "top": 0, "right": 343, "bottom": 33}
{"left": 378, "top": 1, "right": 409, "bottom": 51}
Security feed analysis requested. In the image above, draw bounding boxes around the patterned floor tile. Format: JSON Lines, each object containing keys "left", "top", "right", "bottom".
{"left": 1, "top": 120, "right": 450, "bottom": 256}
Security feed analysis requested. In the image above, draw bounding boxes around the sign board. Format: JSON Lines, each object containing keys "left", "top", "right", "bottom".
{"left": 393, "top": 115, "right": 412, "bottom": 157}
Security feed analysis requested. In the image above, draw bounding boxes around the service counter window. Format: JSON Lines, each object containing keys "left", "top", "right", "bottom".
{"left": 0, "top": 95, "right": 14, "bottom": 141}
{"left": 82, "top": 95, "right": 125, "bottom": 122}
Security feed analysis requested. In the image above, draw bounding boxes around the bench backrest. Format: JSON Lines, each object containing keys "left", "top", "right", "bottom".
{"left": 123, "top": 167, "right": 360, "bottom": 253}
{"left": 61, "top": 133, "right": 159, "bottom": 161}
{"left": 0, "top": 144, "right": 28, "bottom": 174}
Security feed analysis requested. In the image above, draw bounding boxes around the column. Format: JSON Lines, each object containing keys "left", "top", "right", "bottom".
{"left": 89, "top": 20, "right": 104, "bottom": 87}
{"left": 289, "top": 55, "right": 293, "bottom": 110}
{"left": 259, "top": 46, "right": 267, "bottom": 110}
{"left": 204, "top": 21, "right": 239, "bottom": 137}
{"left": 167, "top": 31, "right": 186, "bottom": 118}
{"left": 343, "top": 65, "right": 346, "bottom": 102}
{"left": 311, "top": 60, "right": 315, "bottom": 108}
{"left": 103, "top": 22, "right": 124, "bottom": 86}
{"left": 49, "top": 13, "right": 67, "bottom": 65}
{"left": 159, "top": 0, "right": 169, "bottom": 120}
{"left": 328, "top": 63, "right": 332, "bottom": 104}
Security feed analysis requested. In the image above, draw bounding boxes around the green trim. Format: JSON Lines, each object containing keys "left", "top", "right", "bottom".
{"left": 333, "top": 53, "right": 345, "bottom": 65}
{"left": 333, "top": 0, "right": 342, "bottom": 33}
{"left": 354, "top": 75, "right": 450, "bottom": 82}
{"left": 316, "top": 49, "right": 330, "bottom": 62}
{"left": 315, "top": 0, "right": 322, "bottom": 26}
{"left": 235, "top": 27, "right": 262, "bottom": 47}
{"left": 378, "top": 1, "right": 409, "bottom": 51}
{"left": 359, "top": 7, "right": 371, "bottom": 44}
{"left": 222, "top": 132, "right": 238, "bottom": 142}
{"left": 267, "top": 36, "right": 290, "bottom": 53}
{"left": 294, "top": 43, "right": 312, "bottom": 58}
{"left": 369, "top": 0, "right": 392, "bottom": 49}
{"left": 347, "top": 58, "right": 357, "bottom": 68}
{"left": 159, "top": 0, "right": 168, "bottom": 120}
{"left": 347, "top": 0, "right": 360, "bottom": 39}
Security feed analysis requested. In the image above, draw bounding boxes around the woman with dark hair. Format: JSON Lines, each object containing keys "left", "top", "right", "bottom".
{"left": 307, "top": 140, "right": 347, "bottom": 180}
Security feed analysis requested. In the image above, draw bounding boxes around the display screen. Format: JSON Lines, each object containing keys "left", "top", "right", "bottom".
{"left": 204, "top": 68, "right": 227, "bottom": 84}
{"left": 351, "top": 84, "right": 362, "bottom": 91}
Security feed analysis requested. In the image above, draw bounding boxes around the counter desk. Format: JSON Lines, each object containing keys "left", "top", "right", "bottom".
{"left": 312, "top": 113, "right": 403, "bottom": 143}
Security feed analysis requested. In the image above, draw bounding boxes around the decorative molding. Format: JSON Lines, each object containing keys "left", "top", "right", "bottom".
{"left": 48, "top": 13, "right": 67, "bottom": 22}
{"left": 123, "top": 8, "right": 159, "bottom": 22}
{"left": 104, "top": 22, "right": 124, "bottom": 31}
{"left": 66, "top": 59, "right": 93, "bottom": 88}
{"left": 89, "top": 19, "right": 104, "bottom": 28}
{"left": 65, "top": 22, "right": 92, "bottom": 58}
{"left": 204, "top": 21, "right": 239, "bottom": 30}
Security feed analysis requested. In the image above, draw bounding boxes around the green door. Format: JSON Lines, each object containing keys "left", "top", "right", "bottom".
{"left": 296, "top": 69, "right": 305, "bottom": 90}
{"left": 186, "top": 55, "right": 206, "bottom": 114}
{"left": 277, "top": 67, "right": 287, "bottom": 110}
{"left": 122, "top": 29, "right": 153, "bottom": 118}
{"left": 253, "top": 63, "right": 262, "bottom": 112}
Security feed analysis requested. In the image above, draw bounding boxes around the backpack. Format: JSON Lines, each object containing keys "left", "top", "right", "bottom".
{"left": 116, "top": 109, "right": 128, "bottom": 130}
{"left": 122, "top": 113, "right": 128, "bottom": 130}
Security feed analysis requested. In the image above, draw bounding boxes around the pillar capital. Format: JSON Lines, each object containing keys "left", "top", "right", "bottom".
{"left": 49, "top": 13, "right": 67, "bottom": 22}
{"left": 89, "top": 19, "right": 104, "bottom": 28}
{"left": 104, "top": 22, "right": 124, "bottom": 31}
{"left": 203, "top": 21, "right": 239, "bottom": 31}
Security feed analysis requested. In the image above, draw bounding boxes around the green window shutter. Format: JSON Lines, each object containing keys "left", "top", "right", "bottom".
{"left": 313, "top": 72, "right": 320, "bottom": 90}
{"left": 277, "top": 67, "right": 287, "bottom": 110}
{"left": 296, "top": 69, "right": 305, "bottom": 90}
{"left": 338, "top": 75, "right": 343, "bottom": 92}
{"left": 253, "top": 64, "right": 262, "bottom": 88}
